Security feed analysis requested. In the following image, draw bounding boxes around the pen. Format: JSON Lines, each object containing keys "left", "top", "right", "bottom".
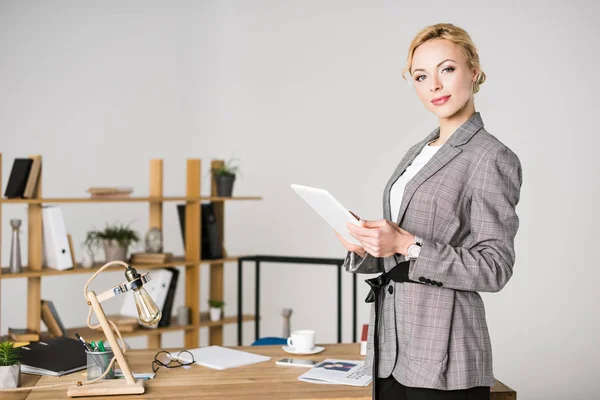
{"left": 98, "top": 340, "right": 106, "bottom": 352}
{"left": 75, "top": 333, "right": 93, "bottom": 351}
{"left": 76, "top": 333, "right": 107, "bottom": 373}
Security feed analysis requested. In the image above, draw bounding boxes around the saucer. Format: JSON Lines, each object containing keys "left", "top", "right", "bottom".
{"left": 282, "top": 345, "right": 325, "bottom": 355}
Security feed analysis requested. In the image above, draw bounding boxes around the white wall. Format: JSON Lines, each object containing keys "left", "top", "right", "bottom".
{"left": 1, "top": 1, "right": 598, "bottom": 398}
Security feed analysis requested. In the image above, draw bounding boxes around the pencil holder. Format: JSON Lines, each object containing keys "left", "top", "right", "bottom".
{"left": 86, "top": 349, "right": 115, "bottom": 380}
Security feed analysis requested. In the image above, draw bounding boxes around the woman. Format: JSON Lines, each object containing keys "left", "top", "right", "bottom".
{"left": 336, "top": 23, "right": 523, "bottom": 400}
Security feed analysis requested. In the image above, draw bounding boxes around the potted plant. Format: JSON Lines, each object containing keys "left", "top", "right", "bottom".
{"left": 85, "top": 223, "right": 140, "bottom": 262}
{"left": 212, "top": 157, "right": 242, "bottom": 197}
{"left": 208, "top": 299, "right": 225, "bottom": 322}
{"left": 0, "top": 341, "right": 20, "bottom": 389}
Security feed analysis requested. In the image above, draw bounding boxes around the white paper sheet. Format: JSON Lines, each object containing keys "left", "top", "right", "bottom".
{"left": 180, "top": 346, "right": 271, "bottom": 370}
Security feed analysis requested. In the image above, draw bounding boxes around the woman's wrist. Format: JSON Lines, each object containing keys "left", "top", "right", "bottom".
{"left": 397, "top": 233, "right": 415, "bottom": 256}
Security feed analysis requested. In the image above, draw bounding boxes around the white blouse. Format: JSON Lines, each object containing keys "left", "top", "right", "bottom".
{"left": 389, "top": 141, "right": 442, "bottom": 223}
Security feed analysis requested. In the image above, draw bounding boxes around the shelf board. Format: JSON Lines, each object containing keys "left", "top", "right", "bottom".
{"left": 61, "top": 315, "right": 256, "bottom": 341}
{"left": 0, "top": 196, "right": 262, "bottom": 204}
{"left": 0, "top": 256, "right": 245, "bottom": 279}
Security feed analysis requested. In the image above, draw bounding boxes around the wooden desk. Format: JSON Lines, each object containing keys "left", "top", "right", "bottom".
{"left": 7, "top": 343, "right": 516, "bottom": 399}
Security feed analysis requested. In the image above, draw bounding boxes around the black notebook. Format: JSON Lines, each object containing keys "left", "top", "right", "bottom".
{"left": 17, "top": 337, "right": 87, "bottom": 376}
{"left": 4, "top": 158, "right": 33, "bottom": 198}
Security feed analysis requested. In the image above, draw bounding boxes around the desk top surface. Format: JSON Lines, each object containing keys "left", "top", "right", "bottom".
{"left": 6, "top": 343, "right": 515, "bottom": 400}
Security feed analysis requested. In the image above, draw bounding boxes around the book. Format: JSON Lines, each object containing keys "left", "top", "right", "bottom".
{"left": 23, "top": 156, "right": 41, "bottom": 198}
{"left": 4, "top": 158, "right": 33, "bottom": 198}
{"left": 86, "top": 187, "right": 133, "bottom": 195}
{"left": 41, "top": 300, "right": 66, "bottom": 337}
{"left": 130, "top": 252, "right": 173, "bottom": 263}
{"left": 179, "top": 346, "right": 270, "bottom": 370}
{"left": 8, "top": 328, "right": 40, "bottom": 342}
{"left": 16, "top": 337, "right": 87, "bottom": 376}
{"left": 297, "top": 359, "right": 372, "bottom": 386}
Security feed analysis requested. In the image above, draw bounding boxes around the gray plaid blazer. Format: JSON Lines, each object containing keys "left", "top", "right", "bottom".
{"left": 343, "top": 111, "right": 522, "bottom": 390}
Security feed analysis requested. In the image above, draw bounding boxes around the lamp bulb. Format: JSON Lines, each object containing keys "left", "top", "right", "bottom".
{"left": 133, "top": 287, "right": 162, "bottom": 327}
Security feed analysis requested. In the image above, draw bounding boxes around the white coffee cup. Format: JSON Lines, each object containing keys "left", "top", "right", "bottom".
{"left": 287, "top": 330, "right": 315, "bottom": 352}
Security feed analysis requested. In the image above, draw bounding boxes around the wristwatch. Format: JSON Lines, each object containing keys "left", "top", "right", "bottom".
{"left": 407, "top": 235, "right": 423, "bottom": 260}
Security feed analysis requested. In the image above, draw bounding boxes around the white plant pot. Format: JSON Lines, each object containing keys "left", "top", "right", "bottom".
{"left": 103, "top": 240, "right": 128, "bottom": 262}
{"left": 0, "top": 364, "right": 20, "bottom": 389}
{"left": 209, "top": 307, "right": 222, "bottom": 322}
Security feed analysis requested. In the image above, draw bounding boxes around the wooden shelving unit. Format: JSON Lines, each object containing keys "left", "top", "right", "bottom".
{"left": 62, "top": 315, "right": 258, "bottom": 342}
{"left": 0, "top": 154, "right": 262, "bottom": 349}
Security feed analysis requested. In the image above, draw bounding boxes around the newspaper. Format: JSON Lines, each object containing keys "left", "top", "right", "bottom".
{"left": 297, "top": 359, "right": 372, "bottom": 387}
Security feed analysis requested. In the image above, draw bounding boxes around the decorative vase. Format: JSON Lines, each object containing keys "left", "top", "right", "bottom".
{"left": 0, "top": 364, "right": 20, "bottom": 389}
{"left": 215, "top": 174, "right": 235, "bottom": 197}
{"left": 81, "top": 244, "right": 95, "bottom": 268}
{"left": 9, "top": 219, "right": 22, "bottom": 274}
{"left": 281, "top": 308, "right": 293, "bottom": 338}
{"left": 103, "top": 240, "right": 128, "bottom": 262}
{"left": 209, "top": 307, "right": 222, "bottom": 322}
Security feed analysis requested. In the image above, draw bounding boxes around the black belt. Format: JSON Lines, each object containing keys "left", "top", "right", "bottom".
{"left": 365, "top": 260, "right": 422, "bottom": 399}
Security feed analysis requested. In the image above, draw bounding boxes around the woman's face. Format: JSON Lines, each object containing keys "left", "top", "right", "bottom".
{"left": 409, "top": 39, "right": 478, "bottom": 119}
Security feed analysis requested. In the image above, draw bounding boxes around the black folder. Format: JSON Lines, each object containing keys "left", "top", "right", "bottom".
{"left": 4, "top": 158, "right": 33, "bottom": 198}
{"left": 17, "top": 337, "right": 87, "bottom": 376}
{"left": 177, "top": 202, "right": 223, "bottom": 260}
{"left": 158, "top": 267, "right": 179, "bottom": 327}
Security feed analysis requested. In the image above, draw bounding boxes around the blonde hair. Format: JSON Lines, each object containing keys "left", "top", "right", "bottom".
{"left": 401, "top": 23, "right": 486, "bottom": 94}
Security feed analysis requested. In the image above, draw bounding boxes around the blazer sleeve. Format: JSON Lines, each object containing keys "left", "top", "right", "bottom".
{"left": 408, "top": 147, "right": 523, "bottom": 292}
{"left": 342, "top": 250, "right": 383, "bottom": 274}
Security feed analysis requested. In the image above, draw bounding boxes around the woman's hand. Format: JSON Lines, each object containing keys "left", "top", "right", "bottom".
{"left": 345, "top": 218, "right": 415, "bottom": 258}
{"left": 335, "top": 231, "right": 367, "bottom": 259}
{"left": 334, "top": 211, "right": 367, "bottom": 258}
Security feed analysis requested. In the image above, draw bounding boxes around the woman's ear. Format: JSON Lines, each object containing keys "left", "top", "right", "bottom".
{"left": 472, "top": 68, "right": 480, "bottom": 83}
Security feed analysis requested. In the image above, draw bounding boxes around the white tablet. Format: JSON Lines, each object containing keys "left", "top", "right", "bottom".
{"left": 291, "top": 184, "right": 362, "bottom": 245}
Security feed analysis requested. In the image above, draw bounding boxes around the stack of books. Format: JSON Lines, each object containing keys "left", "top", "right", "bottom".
{"left": 105, "top": 314, "right": 139, "bottom": 332}
{"left": 130, "top": 252, "right": 173, "bottom": 264}
{"left": 86, "top": 187, "right": 133, "bottom": 199}
{"left": 3, "top": 157, "right": 42, "bottom": 199}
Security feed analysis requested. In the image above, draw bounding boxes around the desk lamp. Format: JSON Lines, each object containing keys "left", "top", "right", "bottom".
{"left": 67, "top": 260, "right": 162, "bottom": 397}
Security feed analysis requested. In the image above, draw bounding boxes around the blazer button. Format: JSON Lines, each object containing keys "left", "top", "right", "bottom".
{"left": 388, "top": 285, "right": 393, "bottom": 294}
{"left": 419, "top": 277, "right": 426, "bottom": 282}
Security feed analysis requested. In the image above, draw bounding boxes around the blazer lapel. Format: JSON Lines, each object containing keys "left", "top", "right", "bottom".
{"left": 383, "top": 128, "right": 440, "bottom": 221}
{"left": 389, "top": 112, "right": 485, "bottom": 225}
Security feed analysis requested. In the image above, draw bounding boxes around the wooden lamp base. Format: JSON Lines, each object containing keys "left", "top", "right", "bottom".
{"left": 67, "top": 379, "right": 144, "bottom": 397}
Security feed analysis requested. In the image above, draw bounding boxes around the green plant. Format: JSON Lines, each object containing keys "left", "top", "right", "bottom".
{"left": 85, "top": 223, "right": 140, "bottom": 249}
{"left": 208, "top": 299, "right": 225, "bottom": 308}
{"left": 212, "top": 156, "right": 242, "bottom": 178}
{"left": 0, "top": 341, "right": 20, "bottom": 367}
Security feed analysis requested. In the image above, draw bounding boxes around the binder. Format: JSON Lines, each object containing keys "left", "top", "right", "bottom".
{"left": 17, "top": 337, "right": 86, "bottom": 376}
{"left": 177, "top": 202, "right": 223, "bottom": 259}
{"left": 119, "top": 268, "right": 173, "bottom": 325}
{"left": 4, "top": 158, "right": 33, "bottom": 198}
{"left": 158, "top": 267, "right": 179, "bottom": 327}
{"left": 41, "top": 300, "right": 67, "bottom": 337}
{"left": 41, "top": 206, "right": 74, "bottom": 270}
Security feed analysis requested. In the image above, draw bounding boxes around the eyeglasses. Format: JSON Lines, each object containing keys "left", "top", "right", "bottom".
{"left": 152, "top": 350, "right": 195, "bottom": 373}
